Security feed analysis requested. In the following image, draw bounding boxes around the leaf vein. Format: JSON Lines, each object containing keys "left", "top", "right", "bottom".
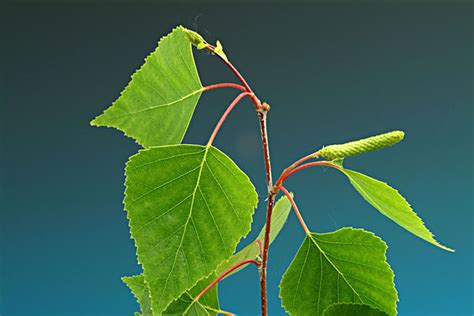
{"left": 291, "top": 240, "right": 311, "bottom": 309}
{"left": 309, "top": 236, "right": 364, "bottom": 304}
{"left": 102, "top": 89, "right": 203, "bottom": 120}
{"left": 133, "top": 193, "right": 193, "bottom": 234}
{"left": 204, "top": 161, "right": 245, "bottom": 231}
{"left": 130, "top": 150, "right": 205, "bottom": 171}
{"left": 324, "top": 253, "right": 389, "bottom": 273}
{"left": 198, "top": 186, "right": 228, "bottom": 253}
{"left": 131, "top": 166, "right": 200, "bottom": 203}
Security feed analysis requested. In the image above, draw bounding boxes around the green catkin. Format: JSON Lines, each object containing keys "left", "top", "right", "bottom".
{"left": 318, "top": 130, "right": 405, "bottom": 160}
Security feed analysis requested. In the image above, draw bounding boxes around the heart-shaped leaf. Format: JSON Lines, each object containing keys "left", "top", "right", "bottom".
{"left": 279, "top": 228, "right": 398, "bottom": 316}
{"left": 125, "top": 144, "right": 257, "bottom": 313}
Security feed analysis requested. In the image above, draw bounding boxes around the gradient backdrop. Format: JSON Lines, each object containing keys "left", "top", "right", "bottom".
{"left": 1, "top": 1, "right": 473, "bottom": 315}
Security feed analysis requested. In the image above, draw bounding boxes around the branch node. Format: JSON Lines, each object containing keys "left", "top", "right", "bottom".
{"left": 270, "top": 185, "right": 280, "bottom": 196}
{"left": 256, "top": 101, "right": 271, "bottom": 113}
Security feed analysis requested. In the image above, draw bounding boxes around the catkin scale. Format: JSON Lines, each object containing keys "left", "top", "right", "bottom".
{"left": 318, "top": 131, "right": 405, "bottom": 160}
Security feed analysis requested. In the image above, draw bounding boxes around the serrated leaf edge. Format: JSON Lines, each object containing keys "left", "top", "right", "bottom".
{"left": 340, "top": 168, "right": 454, "bottom": 252}
{"left": 90, "top": 25, "right": 203, "bottom": 148}
{"left": 123, "top": 144, "right": 258, "bottom": 313}
{"left": 279, "top": 227, "right": 399, "bottom": 316}
{"left": 122, "top": 275, "right": 152, "bottom": 316}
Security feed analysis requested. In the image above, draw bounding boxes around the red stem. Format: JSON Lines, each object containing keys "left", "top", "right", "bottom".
{"left": 275, "top": 161, "right": 339, "bottom": 188}
{"left": 207, "top": 92, "right": 251, "bottom": 146}
{"left": 279, "top": 186, "right": 310, "bottom": 235}
{"left": 260, "top": 197, "right": 274, "bottom": 316}
{"left": 280, "top": 161, "right": 339, "bottom": 184}
{"left": 203, "top": 83, "right": 246, "bottom": 92}
{"left": 206, "top": 45, "right": 263, "bottom": 111}
{"left": 258, "top": 110, "right": 274, "bottom": 316}
{"left": 206, "top": 45, "right": 253, "bottom": 93}
{"left": 291, "top": 152, "right": 318, "bottom": 168}
{"left": 274, "top": 153, "right": 319, "bottom": 188}
{"left": 193, "top": 259, "right": 261, "bottom": 302}
{"left": 258, "top": 112, "right": 273, "bottom": 191}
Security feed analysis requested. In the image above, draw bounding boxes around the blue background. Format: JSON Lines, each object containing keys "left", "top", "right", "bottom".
{"left": 1, "top": 1, "right": 472, "bottom": 315}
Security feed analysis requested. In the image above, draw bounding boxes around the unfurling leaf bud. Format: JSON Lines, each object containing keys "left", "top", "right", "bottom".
{"left": 184, "top": 28, "right": 208, "bottom": 50}
{"left": 214, "top": 40, "right": 229, "bottom": 61}
{"left": 318, "top": 130, "right": 405, "bottom": 160}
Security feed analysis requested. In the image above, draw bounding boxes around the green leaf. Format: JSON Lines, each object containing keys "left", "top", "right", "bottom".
{"left": 122, "top": 274, "right": 152, "bottom": 316}
{"left": 183, "top": 29, "right": 207, "bottom": 50}
{"left": 123, "top": 193, "right": 292, "bottom": 315}
{"left": 91, "top": 26, "right": 203, "bottom": 147}
{"left": 323, "top": 303, "right": 387, "bottom": 316}
{"left": 340, "top": 168, "right": 453, "bottom": 251}
{"left": 125, "top": 144, "right": 258, "bottom": 313}
{"left": 279, "top": 228, "right": 398, "bottom": 316}
{"left": 216, "top": 193, "right": 293, "bottom": 276}
{"left": 216, "top": 240, "right": 260, "bottom": 276}
{"left": 164, "top": 272, "right": 220, "bottom": 315}
{"left": 123, "top": 273, "right": 220, "bottom": 316}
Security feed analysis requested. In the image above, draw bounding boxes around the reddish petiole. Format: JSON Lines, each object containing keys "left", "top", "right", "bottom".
{"left": 193, "top": 259, "right": 261, "bottom": 303}
{"left": 279, "top": 185, "right": 310, "bottom": 235}
{"left": 203, "top": 83, "right": 246, "bottom": 92}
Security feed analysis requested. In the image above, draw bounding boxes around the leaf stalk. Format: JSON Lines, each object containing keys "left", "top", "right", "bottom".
{"left": 206, "top": 44, "right": 253, "bottom": 93}
{"left": 193, "top": 259, "right": 260, "bottom": 303}
{"left": 207, "top": 92, "right": 252, "bottom": 146}
{"left": 203, "top": 83, "right": 247, "bottom": 92}
{"left": 279, "top": 186, "right": 310, "bottom": 236}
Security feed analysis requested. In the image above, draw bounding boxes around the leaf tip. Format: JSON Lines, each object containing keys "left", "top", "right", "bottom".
{"left": 89, "top": 116, "right": 101, "bottom": 127}
{"left": 434, "top": 241, "right": 455, "bottom": 252}
{"left": 90, "top": 110, "right": 109, "bottom": 127}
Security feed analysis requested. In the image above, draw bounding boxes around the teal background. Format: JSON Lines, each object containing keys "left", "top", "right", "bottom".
{"left": 1, "top": 1, "right": 472, "bottom": 315}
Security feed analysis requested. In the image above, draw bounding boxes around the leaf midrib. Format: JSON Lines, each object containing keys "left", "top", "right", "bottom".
{"left": 98, "top": 88, "right": 204, "bottom": 121}
{"left": 344, "top": 171, "right": 429, "bottom": 238}
{"left": 308, "top": 235, "right": 364, "bottom": 307}
{"left": 308, "top": 234, "right": 394, "bottom": 314}
{"left": 342, "top": 169, "right": 453, "bottom": 252}
{"left": 157, "top": 145, "right": 210, "bottom": 310}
